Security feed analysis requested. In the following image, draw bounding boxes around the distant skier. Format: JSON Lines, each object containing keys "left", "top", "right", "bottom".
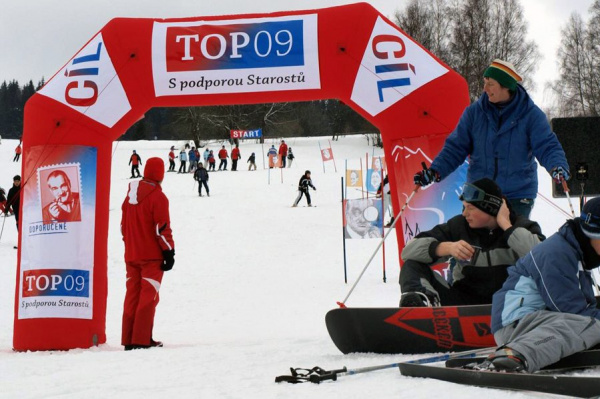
{"left": 218, "top": 145, "right": 229, "bottom": 171}
{"left": 129, "top": 150, "right": 142, "bottom": 178}
{"left": 13, "top": 141, "right": 21, "bottom": 162}
{"left": 267, "top": 145, "right": 277, "bottom": 168}
{"left": 188, "top": 147, "right": 198, "bottom": 173}
{"left": 231, "top": 145, "right": 241, "bottom": 171}
{"left": 247, "top": 152, "right": 257, "bottom": 171}
{"left": 193, "top": 163, "right": 210, "bottom": 197}
{"left": 292, "top": 170, "right": 316, "bottom": 207}
{"left": 207, "top": 150, "right": 216, "bottom": 171}
{"left": 178, "top": 149, "right": 187, "bottom": 173}
{"left": 168, "top": 146, "right": 176, "bottom": 172}
{"left": 278, "top": 140, "right": 288, "bottom": 168}
{"left": 287, "top": 148, "right": 295, "bottom": 168}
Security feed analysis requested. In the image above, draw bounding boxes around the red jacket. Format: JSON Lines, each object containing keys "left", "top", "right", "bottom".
{"left": 231, "top": 147, "right": 241, "bottom": 160}
{"left": 15, "top": 145, "right": 22, "bottom": 155}
{"left": 278, "top": 143, "right": 288, "bottom": 156}
{"left": 168, "top": 150, "right": 175, "bottom": 161}
{"left": 218, "top": 148, "right": 228, "bottom": 160}
{"left": 121, "top": 179, "right": 174, "bottom": 262}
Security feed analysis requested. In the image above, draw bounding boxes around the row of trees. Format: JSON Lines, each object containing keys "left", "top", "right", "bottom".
{"left": 394, "top": 0, "right": 541, "bottom": 102}
{"left": 548, "top": 1, "right": 600, "bottom": 117}
{"left": 2, "top": 0, "right": 599, "bottom": 141}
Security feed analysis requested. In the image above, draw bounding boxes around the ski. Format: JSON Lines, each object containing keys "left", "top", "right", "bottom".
{"left": 398, "top": 358, "right": 600, "bottom": 397}
{"left": 445, "top": 347, "right": 600, "bottom": 370}
{"left": 326, "top": 305, "right": 494, "bottom": 354}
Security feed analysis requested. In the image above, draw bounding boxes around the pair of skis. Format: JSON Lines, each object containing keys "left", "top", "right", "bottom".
{"left": 276, "top": 348, "right": 600, "bottom": 398}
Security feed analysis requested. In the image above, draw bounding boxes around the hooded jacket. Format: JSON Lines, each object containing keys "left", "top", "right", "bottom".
{"left": 402, "top": 211, "right": 544, "bottom": 302}
{"left": 491, "top": 220, "right": 600, "bottom": 333}
{"left": 430, "top": 85, "right": 568, "bottom": 200}
{"left": 121, "top": 178, "right": 174, "bottom": 262}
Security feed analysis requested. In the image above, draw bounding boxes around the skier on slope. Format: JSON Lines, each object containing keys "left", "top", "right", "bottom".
{"left": 129, "top": 150, "right": 142, "bottom": 178}
{"left": 474, "top": 196, "right": 600, "bottom": 373}
{"left": 193, "top": 162, "right": 210, "bottom": 197}
{"left": 292, "top": 170, "right": 316, "bottom": 207}
{"left": 413, "top": 59, "right": 569, "bottom": 218}
{"left": 399, "top": 178, "right": 544, "bottom": 307}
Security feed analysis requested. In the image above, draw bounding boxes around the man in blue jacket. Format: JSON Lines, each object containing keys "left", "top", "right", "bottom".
{"left": 478, "top": 197, "right": 600, "bottom": 373}
{"left": 414, "top": 59, "right": 570, "bottom": 218}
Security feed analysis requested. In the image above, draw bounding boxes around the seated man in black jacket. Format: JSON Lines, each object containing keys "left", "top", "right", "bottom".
{"left": 399, "top": 178, "right": 544, "bottom": 307}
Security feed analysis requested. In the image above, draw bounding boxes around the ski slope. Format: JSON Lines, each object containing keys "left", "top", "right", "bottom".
{"left": 0, "top": 136, "right": 593, "bottom": 399}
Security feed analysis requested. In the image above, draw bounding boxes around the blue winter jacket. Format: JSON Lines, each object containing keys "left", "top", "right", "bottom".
{"left": 430, "top": 86, "right": 568, "bottom": 200}
{"left": 491, "top": 222, "right": 600, "bottom": 333}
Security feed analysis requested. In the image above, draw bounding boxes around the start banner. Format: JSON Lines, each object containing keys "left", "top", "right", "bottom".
{"left": 230, "top": 128, "right": 262, "bottom": 139}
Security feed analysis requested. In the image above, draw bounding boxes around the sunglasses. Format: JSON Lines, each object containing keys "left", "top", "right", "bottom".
{"left": 582, "top": 212, "right": 600, "bottom": 228}
{"left": 459, "top": 183, "right": 502, "bottom": 207}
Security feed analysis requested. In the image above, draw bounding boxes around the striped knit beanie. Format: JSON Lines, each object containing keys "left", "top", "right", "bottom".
{"left": 483, "top": 59, "right": 522, "bottom": 91}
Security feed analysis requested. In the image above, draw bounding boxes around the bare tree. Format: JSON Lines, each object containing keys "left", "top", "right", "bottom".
{"left": 395, "top": 0, "right": 540, "bottom": 103}
{"left": 550, "top": 12, "right": 598, "bottom": 116}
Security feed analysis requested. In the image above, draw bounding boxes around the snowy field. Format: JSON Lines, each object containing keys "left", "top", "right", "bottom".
{"left": 0, "top": 136, "right": 594, "bottom": 399}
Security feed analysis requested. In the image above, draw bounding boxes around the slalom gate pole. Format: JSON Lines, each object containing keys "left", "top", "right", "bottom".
{"left": 336, "top": 185, "right": 420, "bottom": 308}
{"left": 275, "top": 346, "right": 495, "bottom": 384}
{"left": 562, "top": 179, "right": 576, "bottom": 218}
{"left": 341, "top": 177, "right": 348, "bottom": 284}
{"left": 0, "top": 212, "right": 6, "bottom": 243}
{"left": 537, "top": 191, "right": 572, "bottom": 218}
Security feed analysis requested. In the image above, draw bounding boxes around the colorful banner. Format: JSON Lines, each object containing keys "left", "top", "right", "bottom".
{"left": 230, "top": 128, "right": 262, "bottom": 139}
{"left": 268, "top": 153, "right": 282, "bottom": 168}
{"left": 350, "top": 16, "right": 449, "bottom": 116}
{"left": 346, "top": 169, "right": 363, "bottom": 187}
{"left": 19, "top": 145, "right": 97, "bottom": 320}
{"left": 37, "top": 34, "right": 131, "bottom": 128}
{"left": 152, "top": 15, "right": 321, "bottom": 96}
{"left": 372, "top": 156, "right": 385, "bottom": 171}
{"left": 366, "top": 169, "right": 382, "bottom": 192}
{"left": 321, "top": 147, "right": 333, "bottom": 162}
{"left": 343, "top": 198, "right": 383, "bottom": 239}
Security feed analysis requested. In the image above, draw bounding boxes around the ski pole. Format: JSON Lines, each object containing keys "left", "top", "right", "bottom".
{"left": 561, "top": 179, "right": 576, "bottom": 218}
{"left": 337, "top": 184, "right": 420, "bottom": 308}
{"left": 275, "top": 346, "right": 495, "bottom": 384}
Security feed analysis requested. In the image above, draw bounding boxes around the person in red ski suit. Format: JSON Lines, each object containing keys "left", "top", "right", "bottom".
{"left": 121, "top": 157, "right": 175, "bottom": 350}
{"left": 218, "top": 145, "right": 229, "bottom": 171}
{"left": 168, "top": 146, "right": 176, "bottom": 172}
{"left": 278, "top": 140, "right": 288, "bottom": 168}
{"left": 13, "top": 142, "right": 21, "bottom": 162}
{"left": 231, "top": 145, "right": 241, "bottom": 171}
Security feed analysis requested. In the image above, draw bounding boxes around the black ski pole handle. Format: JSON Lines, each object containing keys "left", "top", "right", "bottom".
{"left": 421, "top": 161, "right": 428, "bottom": 170}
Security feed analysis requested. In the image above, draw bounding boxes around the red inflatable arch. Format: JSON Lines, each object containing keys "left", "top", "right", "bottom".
{"left": 16, "top": 3, "right": 468, "bottom": 350}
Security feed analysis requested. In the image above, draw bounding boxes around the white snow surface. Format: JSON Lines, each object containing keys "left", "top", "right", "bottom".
{"left": 0, "top": 136, "right": 596, "bottom": 399}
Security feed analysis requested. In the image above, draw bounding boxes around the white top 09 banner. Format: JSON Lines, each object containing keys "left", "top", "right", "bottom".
{"left": 151, "top": 15, "right": 321, "bottom": 97}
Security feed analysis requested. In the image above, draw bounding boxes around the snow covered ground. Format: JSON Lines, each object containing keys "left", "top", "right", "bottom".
{"left": 0, "top": 136, "right": 594, "bottom": 398}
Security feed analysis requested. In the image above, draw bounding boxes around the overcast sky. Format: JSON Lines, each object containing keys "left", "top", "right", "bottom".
{"left": 0, "top": 0, "right": 594, "bottom": 108}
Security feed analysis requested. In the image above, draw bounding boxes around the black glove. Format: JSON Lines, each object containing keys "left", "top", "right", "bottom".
{"left": 161, "top": 249, "right": 175, "bottom": 271}
{"left": 414, "top": 167, "right": 440, "bottom": 186}
{"left": 551, "top": 166, "right": 570, "bottom": 185}
{"left": 313, "top": 187, "right": 317, "bottom": 191}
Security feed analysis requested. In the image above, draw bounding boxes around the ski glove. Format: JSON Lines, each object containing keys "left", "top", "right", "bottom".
{"left": 551, "top": 166, "right": 570, "bottom": 184}
{"left": 161, "top": 249, "right": 175, "bottom": 271}
{"left": 414, "top": 167, "right": 440, "bottom": 187}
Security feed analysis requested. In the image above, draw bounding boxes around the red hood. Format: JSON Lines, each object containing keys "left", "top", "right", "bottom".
{"left": 126, "top": 179, "right": 160, "bottom": 205}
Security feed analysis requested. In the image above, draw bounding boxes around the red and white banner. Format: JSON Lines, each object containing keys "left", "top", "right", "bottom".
{"left": 321, "top": 147, "right": 333, "bottom": 162}
{"left": 18, "top": 3, "right": 468, "bottom": 350}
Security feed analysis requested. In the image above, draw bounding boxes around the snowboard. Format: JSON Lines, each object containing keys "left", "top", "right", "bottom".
{"left": 326, "top": 305, "right": 495, "bottom": 354}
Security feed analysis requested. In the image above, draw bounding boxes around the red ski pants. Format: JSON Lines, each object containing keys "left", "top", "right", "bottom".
{"left": 121, "top": 260, "right": 164, "bottom": 346}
